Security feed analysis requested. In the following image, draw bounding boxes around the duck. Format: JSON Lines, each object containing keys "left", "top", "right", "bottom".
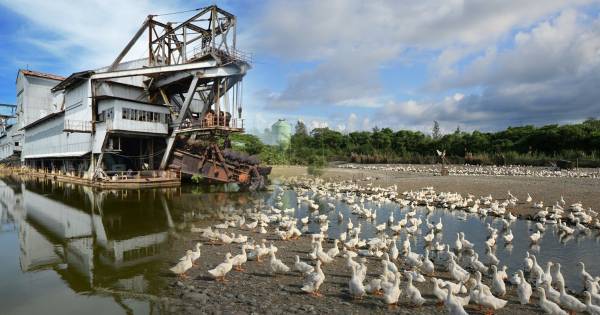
{"left": 530, "top": 230, "right": 542, "bottom": 243}
{"left": 449, "top": 257, "right": 470, "bottom": 282}
{"left": 269, "top": 251, "right": 290, "bottom": 274}
{"left": 524, "top": 252, "right": 533, "bottom": 272}
{"left": 316, "top": 242, "right": 335, "bottom": 264}
{"left": 542, "top": 281, "right": 562, "bottom": 303}
{"left": 405, "top": 273, "right": 426, "bottom": 306}
{"left": 326, "top": 240, "right": 341, "bottom": 258}
{"left": 207, "top": 253, "right": 233, "bottom": 281}
{"left": 584, "top": 291, "right": 600, "bottom": 315}
{"left": 470, "top": 253, "right": 489, "bottom": 274}
{"left": 349, "top": 264, "right": 366, "bottom": 299}
{"left": 435, "top": 217, "right": 443, "bottom": 231}
{"left": 517, "top": 270, "right": 532, "bottom": 304}
{"left": 365, "top": 275, "right": 384, "bottom": 295}
{"left": 294, "top": 255, "right": 314, "bottom": 274}
{"left": 389, "top": 239, "right": 399, "bottom": 260}
{"left": 538, "top": 287, "right": 568, "bottom": 315}
{"left": 170, "top": 251, "right": 193, "bottom": 279}
{"left": 302, "top": 260, "right": 325, "bottom": 297}
{"left": 421, "top": 249, "right": 435, "bottom": 275}
{"left": 552, "top": 263, "right": 565, "bottom": 289}
{"left": 382, "top": 271, "right": 402, "bottom": 306}
{"left": 579, "top": 262, "right": 594, "bottom": 285}
{"left": 442, "top": 283, "right": 469, "bottom": 315}
{"left": 491, "top": 265, "right": 506, "bottom": 297}
{"left": 503, "top": 229, "right": 514, "bottom": 243}
{"left": 471, "top": 282, "right": 507, "bottom": 313}
{"left": 231, "top": 245, "right": 249, "bottom": 271}
{"left": 558, "top": 281, "right": 586, "bottom": 313}
{"left": 486, "top": 245, "right": 499, "bottom": 266}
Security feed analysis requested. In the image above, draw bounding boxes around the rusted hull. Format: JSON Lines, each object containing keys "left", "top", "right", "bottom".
{"left": 169, "top": 144, "right": 269, "bottom": 190}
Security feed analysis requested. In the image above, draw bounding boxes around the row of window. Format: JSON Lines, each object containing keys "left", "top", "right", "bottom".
{"left": 98, "top": 107, "right": 167, "bottom": 123}
{"left": 122, "top": 108, "right": 167, "bottom": 123}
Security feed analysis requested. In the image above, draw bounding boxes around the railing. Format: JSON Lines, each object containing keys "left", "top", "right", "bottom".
{"left": 64, "top": 120, "right": 92, "bottom": 133}
{"left": 100, "top": 170, "right": 181, "bottom": 181}
{"left": 177, "top": 117, "right": 244, "bottom": 131}
{"left": 191, "top": 46, "right": 252, "bottom": 64}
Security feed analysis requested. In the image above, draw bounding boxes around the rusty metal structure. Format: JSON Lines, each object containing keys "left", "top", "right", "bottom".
{"left": 92, "top": 5, "right": 269, "bottom": 189}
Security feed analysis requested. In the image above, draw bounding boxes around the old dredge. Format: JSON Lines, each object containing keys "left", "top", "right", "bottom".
{"left": 0, "top": 5, "right": 270, "bottom": 189}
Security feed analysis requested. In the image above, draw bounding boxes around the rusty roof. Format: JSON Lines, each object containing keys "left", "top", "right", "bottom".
{"left": 19, "top": 69, "right": 66, "bottom": 81}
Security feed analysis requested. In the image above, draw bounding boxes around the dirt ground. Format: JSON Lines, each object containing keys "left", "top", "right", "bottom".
{"left": 161, "top": 229, "right": 544, "bottom": 315}
{"left": 158, "top": 166, "right": 599, "bottom": 314}
{"left": 271, "top": 165, "right": 600, "bottom": 218}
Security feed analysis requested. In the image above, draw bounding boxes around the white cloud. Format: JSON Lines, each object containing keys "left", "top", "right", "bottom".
{"left": 0, "top": 0, "right": 182, "bottom": 72}
{"left": 248, "top": 0, "right": 593, "bottom": 111}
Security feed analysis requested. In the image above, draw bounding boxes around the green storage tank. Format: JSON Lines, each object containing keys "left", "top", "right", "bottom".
{"left": 271, "top": 119, "right": 292, "bottom": 148}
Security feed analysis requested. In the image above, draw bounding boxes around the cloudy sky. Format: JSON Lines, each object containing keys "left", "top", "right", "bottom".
{"left": 0, "top": 0, "right": 598, "bottom": 134}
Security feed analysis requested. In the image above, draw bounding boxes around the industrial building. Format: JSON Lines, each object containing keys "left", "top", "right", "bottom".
{"left": 0, "top": 5, "right": 269, "bottom": 189}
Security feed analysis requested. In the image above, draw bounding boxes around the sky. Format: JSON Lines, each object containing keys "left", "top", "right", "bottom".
{"left": 0, "top": 0, "right": 599, "bottom": 135}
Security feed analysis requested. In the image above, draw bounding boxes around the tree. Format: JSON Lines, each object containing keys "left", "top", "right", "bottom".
{"left": 432, "top": 121, "right": 441, "bottom": 140}
{"left": 455, "top": 125, "right": 461, "bottom": 134}
{"left": 295, "top": 120, "right": 308, "bottom": 136}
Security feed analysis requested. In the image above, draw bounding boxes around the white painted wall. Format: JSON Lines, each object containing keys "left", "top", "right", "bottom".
{"left": 22, "top": 113, "right": 92, "bottom": 159}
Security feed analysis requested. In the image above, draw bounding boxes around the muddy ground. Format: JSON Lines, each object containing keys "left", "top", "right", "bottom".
{"left": 271, "top": 165, "right": 600, "bottom": 218}
{"left": 158, "top": 166, "right": 599, "bottom": 314}
{"left": 162, "top": 229, "right": 544, "bottom": 315}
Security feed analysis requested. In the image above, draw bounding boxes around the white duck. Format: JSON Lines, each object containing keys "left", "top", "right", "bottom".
{"left": 538, "top": 287, "right": 567, "bottom": 315}
{"left": 269, "top": 251, "right": 290, "bottom": 274}
{"left": 171, "top": 251, "right": 193, "bottom": 279}
{"left": 405, "top": 273, "right": 426, "bottom": 306}
{"left": 349, "top": 265, "right": 366, "bottom": 299}
{"left": 231, "top": 245, "right": 249, "bottom": 271}
{"left": 584, "top": 291, "right": 600, "bottom": 315}
{"left": 517, "top": 270, "right": 532, "bottom": 304}
{"left": 294, "top": 255, "right": 314, "bottom": 274}
{"left": 302, "top": 260, "right": 325, "bottom": 297}
{"left": 449, "top": 257, "right": 470, "bottom": 283}
{"left": 491, "top": 265, "right": 506, "bottom": 297}
{"left": 326, "top": 239, "right": 340, "bottom": 258}
{"left": 503, "top": 229, "right": 514, "bottom": 243}
{"left": 382, "top": 271, "right": 402, "bottom": 305}
{"left": 442, "top": 284, "right": 469, "bottom": 315}
{"left": 530, "top": 230, "right": 542, "bottom": 243}
{"left": 421, "top": 249, "right": 435, "bottom": 275}
{"left": 207, "top": 253, "right": 233, "bottom": 281}
{"left": 558, "top": 281, "right": 586, "bottom": 313}
{"left": 365, "top": 276, "right": 384, "bottom": 295}
{"left": 552, "top": 262, "right": 565, "bottom": 289}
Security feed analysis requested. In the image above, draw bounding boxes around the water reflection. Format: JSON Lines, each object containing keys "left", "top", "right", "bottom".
{"left": 0, "top": 177, "right": 267, "bottom": 315}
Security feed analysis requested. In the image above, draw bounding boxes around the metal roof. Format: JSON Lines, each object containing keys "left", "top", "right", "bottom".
{"left": 19, "top": 69, "right": 66, "bottom": 82}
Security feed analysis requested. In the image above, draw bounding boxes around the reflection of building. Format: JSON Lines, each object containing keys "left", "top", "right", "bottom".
{"left": 1, "top": 178, "right": 175, "bottom": 294}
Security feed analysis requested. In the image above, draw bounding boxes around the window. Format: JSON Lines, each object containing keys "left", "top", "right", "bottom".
{"left": 121, "top": 107, "right": 165, "bottom": 123}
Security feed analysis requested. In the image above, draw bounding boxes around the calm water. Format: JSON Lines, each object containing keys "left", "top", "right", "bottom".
{"left": 0, "top": 177, "right": 271, "bottom": 315}
{"left": 1, "top": 177, "right": 599, "bottom": 315}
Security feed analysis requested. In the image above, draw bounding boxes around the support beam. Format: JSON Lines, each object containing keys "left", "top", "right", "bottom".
{"left": 109, "top": 19, "right": 149, "bottom": 72}
{"left": 91, "top": 60, "right": 218, "bottom": 80}
{"left": 159, "top": 75, "right": 200, "bottom": 169}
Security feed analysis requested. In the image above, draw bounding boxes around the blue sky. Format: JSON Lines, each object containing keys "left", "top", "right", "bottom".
{"left": 0, "top": 0, "right": 599, "bottom": 135}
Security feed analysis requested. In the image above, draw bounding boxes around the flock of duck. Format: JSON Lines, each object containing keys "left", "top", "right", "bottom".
{"left": 170, "top": 177, "right": 600, "bottom": 314}
{"left": 340, "top": 164, "right": 600, "bottom": 178}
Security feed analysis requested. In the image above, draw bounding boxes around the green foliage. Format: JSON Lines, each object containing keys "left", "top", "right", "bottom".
{"left": 248, "top": 119, "right": 600, "bottom": 167}
{"left": 191, "top": 174, "right": 203, "bottom": 184}
{"left": 229, "top": 133, "right": 264, "bottom": 155}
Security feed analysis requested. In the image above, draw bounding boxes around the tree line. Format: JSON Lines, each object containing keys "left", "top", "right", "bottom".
{"left": 231, "top": 118, "right": 600, "bottom": 167}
